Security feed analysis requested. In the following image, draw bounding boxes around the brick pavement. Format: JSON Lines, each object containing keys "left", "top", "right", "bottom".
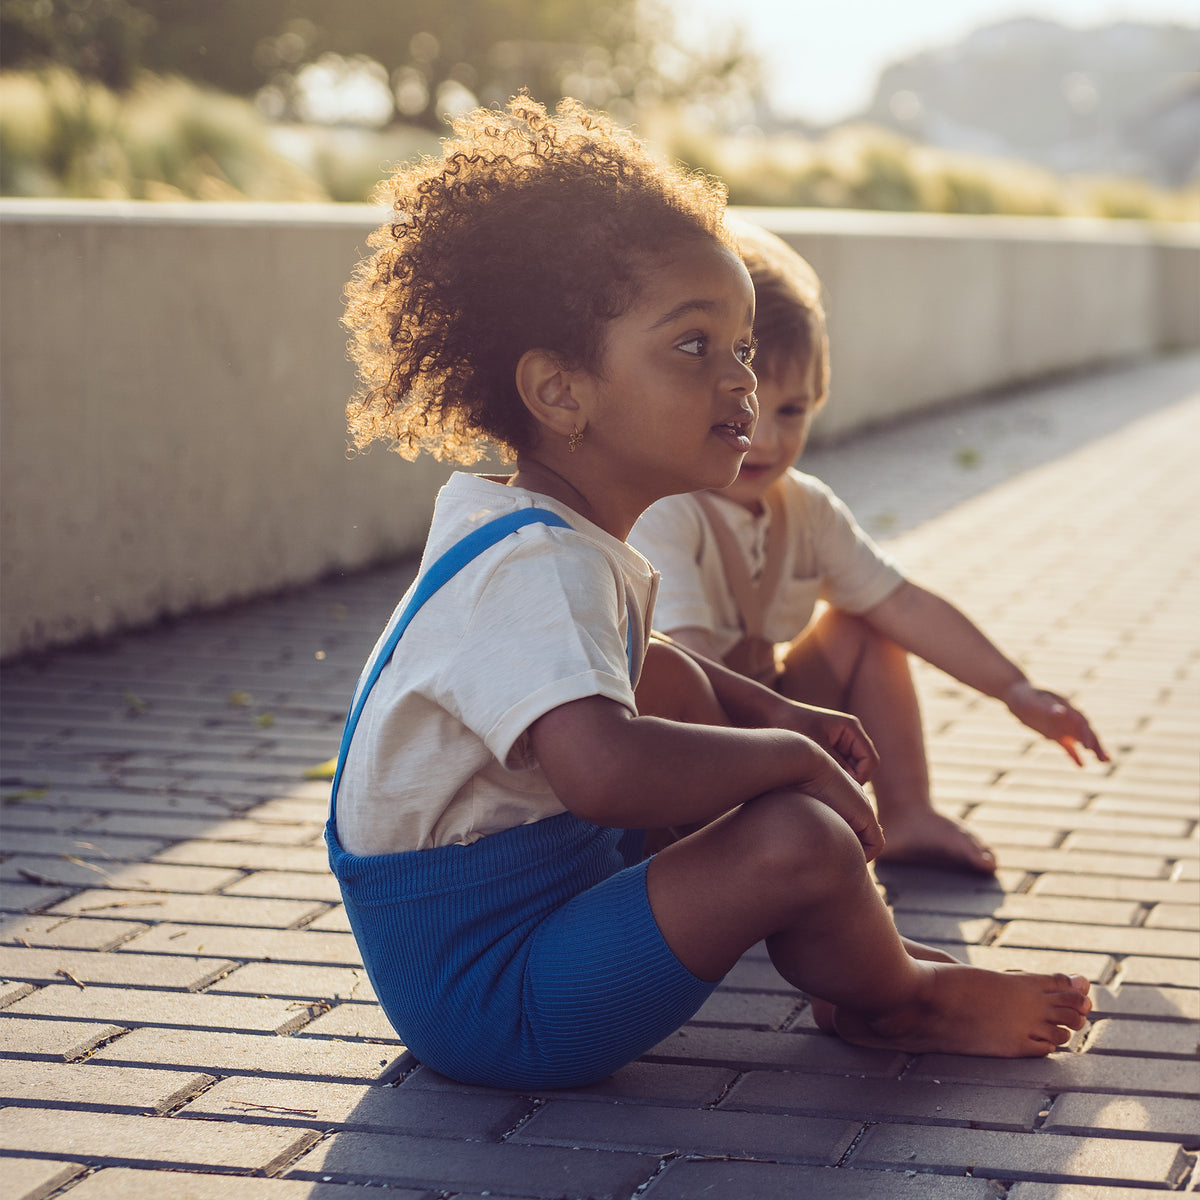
{"left": 2, "top": 353, "right": 1198, "bottom": 1199}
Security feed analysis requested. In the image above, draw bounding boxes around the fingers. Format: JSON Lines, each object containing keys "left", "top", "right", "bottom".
{"left": 825, "top": 717, "right": 878, "bottom": 784}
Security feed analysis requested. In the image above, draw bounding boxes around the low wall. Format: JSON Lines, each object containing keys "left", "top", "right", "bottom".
{"left": 2, "top": 199, "right": 1196, "bottom": 658}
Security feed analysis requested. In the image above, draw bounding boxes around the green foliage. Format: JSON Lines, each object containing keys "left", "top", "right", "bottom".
{"left": 664, "top": 120, "right": 1197, "bottom": 221}
{"left": 0, "top": 68, "right": 327, "bottom": 200}
{"left": 0, "top": 0, "right": 759, "bottom": 135}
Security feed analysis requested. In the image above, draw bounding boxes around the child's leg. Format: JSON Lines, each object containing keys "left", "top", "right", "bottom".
{"left": 778, "top": 607, "right": 996, "bottom": 874}
{"left": 645, "top": 792, "right": 1090, "bottom": 1056}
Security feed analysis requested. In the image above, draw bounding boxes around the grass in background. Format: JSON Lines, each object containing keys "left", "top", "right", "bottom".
{"left": 666, "top": 121, "right": 1198, "bottom": 222}
{"left": 2, "top": 67, "right": 1195, "bottom": 220}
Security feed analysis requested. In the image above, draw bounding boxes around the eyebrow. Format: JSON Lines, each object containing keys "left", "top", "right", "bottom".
{"left": 647, "top": 298, "right": 755, "bottom": 331}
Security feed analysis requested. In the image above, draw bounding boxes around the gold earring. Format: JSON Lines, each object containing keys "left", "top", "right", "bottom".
{"left": 567, "top": 427, "right": 584, "bottom": 453}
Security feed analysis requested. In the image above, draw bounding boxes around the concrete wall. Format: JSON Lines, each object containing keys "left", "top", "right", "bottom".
{"left": 2, "top": 199, "right": 1197, "bottom": 658}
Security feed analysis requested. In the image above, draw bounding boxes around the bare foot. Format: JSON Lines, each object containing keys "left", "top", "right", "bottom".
{"left": 876, "top": 808, "right": 997, "bottom": 875}
{"left": 832, "top": 964, "right": 1091, "bottom": 1058}
{"left": 810, "top": 938, "right": 957, "bottom": 1034}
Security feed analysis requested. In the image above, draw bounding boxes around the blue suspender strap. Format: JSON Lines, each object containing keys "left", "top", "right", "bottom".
{"left": 329, "top": 507, "right": 571, "bottom": 822}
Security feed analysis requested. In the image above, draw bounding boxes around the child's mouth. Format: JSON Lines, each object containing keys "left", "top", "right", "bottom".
{"left": 712, "top": 416, "right": 754, "bottom": 453}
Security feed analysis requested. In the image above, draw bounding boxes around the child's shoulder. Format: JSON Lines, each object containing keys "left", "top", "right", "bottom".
{"left": 430, "top": 472, "right": 652, "bottom": 585}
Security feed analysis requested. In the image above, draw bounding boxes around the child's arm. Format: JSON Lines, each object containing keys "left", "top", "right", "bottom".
{"left": 651, "top": 632, "right": 877, "bottom": 784}
{"left": 865, "top": 581, "right": 1109, "bottom": 764}
{"left": 529, "top": 696, "right": 884, "bottom": 858}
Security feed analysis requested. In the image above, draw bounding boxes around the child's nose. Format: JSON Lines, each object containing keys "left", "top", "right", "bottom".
{"left": 726, "top": 356, "right": 756, "bottom": 394}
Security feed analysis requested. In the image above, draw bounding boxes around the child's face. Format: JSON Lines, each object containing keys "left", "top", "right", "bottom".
{"left": 579, "top": 238, "right": 758, "bottom": 518}
{"left": 718, "top": 353, "right": 819, "bottom": 512}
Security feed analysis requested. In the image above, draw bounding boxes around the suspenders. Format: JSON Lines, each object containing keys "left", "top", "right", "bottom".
{"left": 328, "top": 507, "right": 636, "bottom": 821}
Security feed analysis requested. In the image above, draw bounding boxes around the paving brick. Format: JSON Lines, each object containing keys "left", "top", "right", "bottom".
{"left": 890, "top": 894, "right": 1142, "bottom": 927}
{"left": 0, "top": 915, "right": 147, "bottom": 950}
{"left": 303, "top": 907, "right": 351, "bottom": 933}
{"left": 0, "top": 880, "right": 73, "bottom": 912}
{"left": 6, "top": 791, "right": 247, "bottom": 823}
{"left": 0, "top": 830, "right": 169, "bottom": 860}
{"left": 287, "top": 1131, "right": 658, "bottom": 1196}
{"left": 206, "top": 963, "right": 373, "bottom": 1001}
{"left": 968, "top": 848, "right": 1172, "bottom": 878}
{"left": 646, "top": 1026, "right": 907, "bottom": 1076}
{"left": 152, "top": 841, "right": 332, "bottom": 872}
{"left": 1, "top": 858, "right": 244, "bottom": 896}
{"left": 1030, "top": 875, "right": 1198, "bottom": 904}
{"left": 88, "top": 1027, "right": 399, "bottom": 1083}
{"left": 689, "top": 988, "right": 799, "bottom": 1028}
{"left": 296, "top": 1001, "right": 396, "bottom": 1041}
{"left": 1045, "top": 1092, "right": 1200, "bottom": 1141}
{"left": 963, "top": 823, "right": 1063, "bottom": 849}
{"left": 643, "top": 1159, "right": 995, "bottom": 1199}
{"left": 909, "top": 1052, "right": 1200, "bottom": 1096}
{"left": 891, "top": 914, "right": 997, "bottom": 945}
{"left": 0, "top": 947, "right": 235, "bottom": 990}
{"left": 1090, "top": 983, "right": 1199, "bottom": 1020}
{"left": 1084, "top": 1017, "right": 1200, "bottom": 1057}
{"left": 970, "top": 805, "right": 1192, "bottom": 838}
{"left": 720, "top": 1072, "right": 1049, "bottom": 1130}
{"left": 94, "top": 813, "right": 320, "bottom": 843}
{"left": 0, "top": 980, "right": 34, "bottom": 1007}
{"left": 0, "top": 1105, "right": 319, "bottom": 1173}
{"left": 47, "top": 890, "right": 328, "bottom": 928}
{"left": 1118, "top": 955, "right": 1200, "bottom": 988}
{"left": 1145, "top": 902, "right": 1200, "bottom": 930}
{"left": 1006, "top": 1184, "right": 1188, "bottom": 1200}
{"left": 400, "top": 1059, "right": 737, "bottom": 1106}
{"left": 179, "top": 1075, "right": 530, "bottom": 1136}
{"left": 41, "top": 1168, "right": 422, "bottom": 1200}
{"left": 220, "top": 871, "right": 342, "bottom": 901}
{"left": 1, "top": 1156, "right": 86, "bottom": 1200}
{"left": 996, "top": 920, "right": 1197, "bottom": 958}
{"left": 6, "top": 984, "right": 319, "bottom": 1034}
{"left": 1064, "top": 833, "right": 1199, "bottom": 858}
{"left": 0, "top": 1060, "right": 212, "bottom": 1113}
{"left": 516, "top": 1099, "right": 859, "bottom": 1162}
{"left": 851, "top": 1123, "right": 1192, "bottom": 1185}
{"left": 117, "top": 922, "right": 361, "bottom": 964}
{"left": 0, "top": 1016, "right": 125, "bottom": 1061}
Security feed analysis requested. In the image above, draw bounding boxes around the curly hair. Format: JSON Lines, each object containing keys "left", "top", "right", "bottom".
{"left": 730, "top": 218, "right": 830, "bottom": 408}
{"left": 343, "top": 95, "right": 732, "bottom": 462}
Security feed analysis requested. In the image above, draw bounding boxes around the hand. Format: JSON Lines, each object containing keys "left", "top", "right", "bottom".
{"left": 1003, "top": 680, "right": 1109, "bottom": 766}
{"left": 767, "top": 697, "right": 878, "bottom": 785}
{"left": 801, "top": 743, "right": 886, "bottom": 862}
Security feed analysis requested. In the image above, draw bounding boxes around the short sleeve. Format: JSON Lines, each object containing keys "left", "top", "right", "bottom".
{"left": 801, "top": 474, "right": 904, "bottom": 613}
{"left": 431, "top": 530, "right": 638, "bottom": 767}
{"left": 629, "top": 497, "right": 720, "bottom": 634}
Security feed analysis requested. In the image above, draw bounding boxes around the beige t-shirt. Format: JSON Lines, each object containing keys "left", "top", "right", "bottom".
{"left": 630, "top": 468, "right": 903, "bottom": 658}
{"left": 336, "top": 473, "right": 658, "bottom": 856}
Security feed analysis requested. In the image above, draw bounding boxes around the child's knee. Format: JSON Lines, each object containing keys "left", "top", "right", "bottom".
{"left": 735, "top": 789, "right": 865, "bottom": 894}
{"left": 635, "top": 641, "right": 726, "bottom": 725}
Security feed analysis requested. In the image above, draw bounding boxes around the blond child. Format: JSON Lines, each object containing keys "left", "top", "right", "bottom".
{"left": 631, "top": 221, "right": 1108, "bottom": 875}
{"left": 326, "top": 96, "right": 1091, "bottom": 1090}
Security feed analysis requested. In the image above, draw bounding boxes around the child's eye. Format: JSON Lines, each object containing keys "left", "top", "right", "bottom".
{"left": 779, "top": 404, "right": 809, "bottom": 419}
{"left": 737, "top": 340, "right": 756, "bottom": 366}
{"left": 678, "top": 335, "right": 707, "bottom": 356}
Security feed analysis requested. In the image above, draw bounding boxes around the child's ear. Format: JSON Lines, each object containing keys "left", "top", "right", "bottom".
{"left": 515, "top": 349, "right": 584, "bottom": 442}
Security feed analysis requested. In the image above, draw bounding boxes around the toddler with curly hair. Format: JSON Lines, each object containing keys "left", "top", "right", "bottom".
{"left": 327, "top": 95, "right": 1092, "bottom": 1089}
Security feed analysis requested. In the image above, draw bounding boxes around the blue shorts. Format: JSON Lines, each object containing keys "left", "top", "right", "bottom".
{"left": 326, "top": 812, "right": 718, "bottom": 1089}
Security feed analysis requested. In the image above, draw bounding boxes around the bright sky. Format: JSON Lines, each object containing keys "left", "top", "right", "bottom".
{"left": 673, "top": 0, "right": 1200, "bottom": 123}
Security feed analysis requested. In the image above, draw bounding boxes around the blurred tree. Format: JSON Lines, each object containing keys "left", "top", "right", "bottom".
{"left": 1, "top": 0, "right": 761, "bottom": 132}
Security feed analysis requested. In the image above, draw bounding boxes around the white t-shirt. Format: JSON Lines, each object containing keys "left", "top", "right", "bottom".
{"left": 630, "top": 468, "right": 903, "bottom": 659}
{"left": 336, "top": 473, "right": 658, "bottom": 856}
